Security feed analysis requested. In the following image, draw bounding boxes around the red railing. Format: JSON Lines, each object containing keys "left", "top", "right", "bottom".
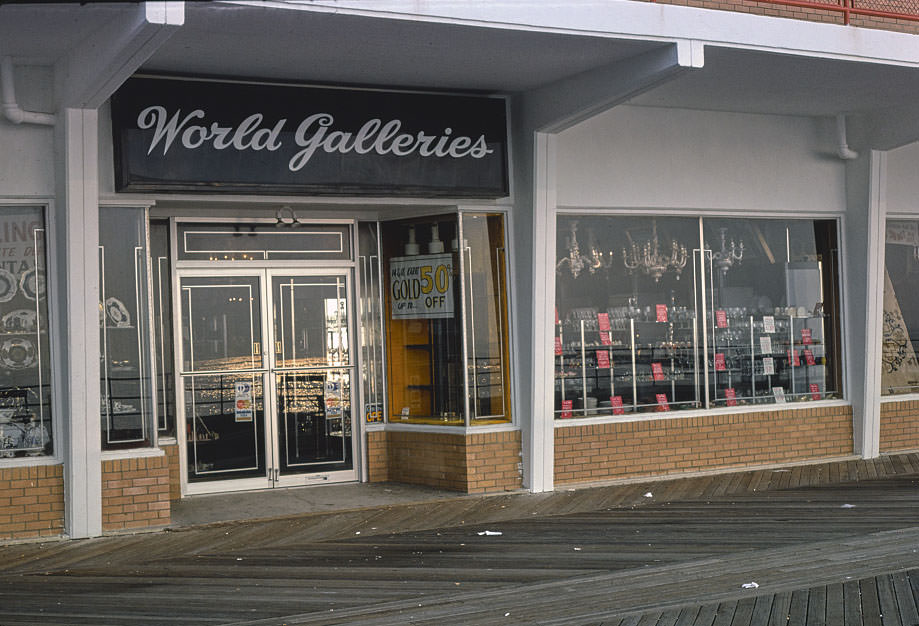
{"left": 651, "top": 0, "right": 919, "bottom": 24}
{"left": 759, "top": 0, "right": 919, "bottom": 24}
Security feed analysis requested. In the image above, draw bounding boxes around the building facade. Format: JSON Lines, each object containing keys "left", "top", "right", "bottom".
{"left": 2, "top": 0, "right": 919, "bottom": 541}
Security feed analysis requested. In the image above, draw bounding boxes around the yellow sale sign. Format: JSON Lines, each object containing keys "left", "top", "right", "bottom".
{"left": 390, "top": 253, "right": 454, "bottom": 319}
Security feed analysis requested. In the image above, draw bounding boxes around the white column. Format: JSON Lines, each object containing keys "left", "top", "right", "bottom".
{"left": 56, "top": 108, "right": 102, "bottom": 538}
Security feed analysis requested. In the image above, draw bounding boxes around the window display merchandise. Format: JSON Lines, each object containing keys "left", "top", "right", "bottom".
{"left": 882, "top": 219, "right": 919, "bottom": 395}
{"left": 0, "top": 206, "right": 53, "bottom": 456}
{"left": 554, "top": 215, "right": 842, "bottom": 418}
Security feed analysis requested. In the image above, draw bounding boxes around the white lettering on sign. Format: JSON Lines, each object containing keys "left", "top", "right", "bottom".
{"left": 136, "top": 107, "right": 494, "bottom": 171}
{"left": 390, "top": 254, "right": 454, "bottom": 320}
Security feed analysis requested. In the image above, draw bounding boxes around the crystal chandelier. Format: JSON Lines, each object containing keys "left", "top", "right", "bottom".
{"left": 557, "top": 221, "right": 590, "bottom": 278}
{"left": 712, "top": 227, "right": 743, "bottom": 275}
{"left": 622, "top": 219, "right": 687, "bottom": 282}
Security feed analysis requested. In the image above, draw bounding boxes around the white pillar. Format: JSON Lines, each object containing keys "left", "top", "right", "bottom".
{"left": 56, "top": 108, "right": 102, "bottom": 538}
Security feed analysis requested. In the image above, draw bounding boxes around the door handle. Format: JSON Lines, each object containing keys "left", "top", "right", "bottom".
{"left": 253, "top": 342, "right": 261, "bottom": 356}
{"left": 276, "top": 341, "right": 282, "bottom": 354}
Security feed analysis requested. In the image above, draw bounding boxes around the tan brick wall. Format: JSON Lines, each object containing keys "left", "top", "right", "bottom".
{"left": 555, "top": 405, "right": 853, "bottom": 485}
{"left": 642, "top": 0, "right": 919, "bottom": 34}
{"left": 160, "top": 443, "right": 182, "bottom": 501}
{"left": 0, "top": 464, "right": 64, "bottom": 541}
{"left": 101, "top": 455, "right": 171, "bottom": 531}
{"left": 367, "top": 430, "right": 389, "bottom": 482}
{"left": 369, "top": 429, "right": 522, "bottom": 493}
{"left": 880, "top": 399, "right": 919, "bottom": 452}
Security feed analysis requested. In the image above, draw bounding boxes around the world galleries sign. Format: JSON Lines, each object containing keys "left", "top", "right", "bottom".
{"left": 111, "top": 76, "right": 509, "bottom": 197}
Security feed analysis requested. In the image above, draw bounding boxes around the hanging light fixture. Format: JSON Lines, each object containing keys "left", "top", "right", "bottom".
{"left": 622, "top": 219, "right": 688, "bottom": 282}
{"left": 712, "top": 227, "right": 744, "bottom": 275}
{"left": 556, "top": 220, "right": 590, "bottom": 278}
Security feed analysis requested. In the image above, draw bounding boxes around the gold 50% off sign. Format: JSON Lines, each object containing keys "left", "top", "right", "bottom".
{"left": 390, "top": 253, "right": 454, "bottom": 319}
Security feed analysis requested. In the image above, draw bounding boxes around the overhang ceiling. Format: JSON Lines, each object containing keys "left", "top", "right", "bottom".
{"left": 3, "top": 2, "right": 919, "bottom": 119}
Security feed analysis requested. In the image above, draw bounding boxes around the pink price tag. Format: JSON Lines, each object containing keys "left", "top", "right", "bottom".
{"left": 554, "top": 336, "right": 563, "bottom": 356}
{"left": 803, "top": 349, "right": 815, "bottom": 366}
{"left": 725, "top": 388, "right": 737, "bottom": 407}
{"left": 715, "top": 310, "right": 728, "bottom": 328}
{"left": 610, "top": 395, "right": 624, "bottom": 415}
{"left": 561, "top": 399, "right": 573, "bottom": 419}
{"left": 714, "top": 353, "right": 726, "bottom": 371}
{"left": 599, "top": 331, "right": 612, "bottom": 346}
{"left": 787, "top": 349, "right": 800, "bottom": 367}
{"left": 652, "top": 362, "right": 665, "bottom": 381}
{"left": 596, "top": 350, "right": 610, "bottom": 369}
{"left": 656, "top": 304, "right": 668, "bottom": 323}
{"left": 809, "top": 383, "right": 821, "bottom": 401}
{"left": 597, "top": 312, "right": 611, "bottom": 331}
{"left": 801, "top": 328, "right": 813, "bottom": 345}
{"left": 655, "top": 393, "right": 670, "bottom": 411}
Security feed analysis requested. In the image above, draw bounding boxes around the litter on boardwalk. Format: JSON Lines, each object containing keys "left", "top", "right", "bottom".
{"left": 742, "top": 582, "right": 760, "bottom": 589}
{"left": 643, "top": 492, "right": 653, "bottom": 498}
{"left": 840, "top": 503, "right": 856, "bottom": 508}
{"left": 477, "top": 530, "right": 503, "bottom": 536}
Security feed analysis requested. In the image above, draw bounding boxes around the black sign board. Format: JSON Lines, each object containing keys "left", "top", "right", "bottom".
{"left": 111, "top": 76, "right": 509, "bottom": 198}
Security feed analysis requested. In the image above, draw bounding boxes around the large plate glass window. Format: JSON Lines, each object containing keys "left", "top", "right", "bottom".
{"left": 0, "top": 205, "right": 53, "bottom": 458}
{"left": 100, "top": 207, "right": 155, "bottom": 448}
{"left": 150, "top": 219, "right": 176, "bottom": 437}
{"left": 554, "top": 215, "right": 842, "bottom": 418}
{"left": 882, "top": 219, "right": 919, "bottom": 395}
{"left": 381, "top": 212, "right": 512, "bottom": 425}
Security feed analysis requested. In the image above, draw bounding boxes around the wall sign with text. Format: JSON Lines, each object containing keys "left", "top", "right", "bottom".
{"left": 390, "top": 254, "right": 454, "bottom": 319}
{"left": 111, "top": 76, "right": 509, "bottom": 197}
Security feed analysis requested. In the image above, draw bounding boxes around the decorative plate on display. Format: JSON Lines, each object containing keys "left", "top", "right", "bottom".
{"left": 0, "top": 269, "right": 16, "bottom": 303}
{"left": 0, "top": 337, "right": 37, "bottom": 370}
{"left": 1, "top": 309, "right": 37, "bottom": 333}
{"left": 105, "top": 297, "right": 131, "bottom": 327}
{"left": 19, "top": 268, "right": 46, "bottom": 301}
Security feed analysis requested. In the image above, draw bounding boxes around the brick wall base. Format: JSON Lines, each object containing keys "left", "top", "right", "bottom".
{"left": 102, "top": 455, "right": 171, "bottom": 531}
{"left": 555, "top": 405, "right": 853, "bottom": 485}
{"left": 0, "top": 464, "right": 64, "bottom": 541}
{"left": 367, "top": 430, "right": 522, "bottom": 493}
{"left": 880, "top": 400, "right": 919, "bottom": 452}
{"left": 161, "top": 443, "right": 182, "bottom": 500}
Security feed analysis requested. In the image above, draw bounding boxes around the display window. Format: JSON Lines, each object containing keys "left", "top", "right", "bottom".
{"left": 882, "top": 219, "right": 919, "bottom": 395}
{"left": 0, "top": 206, "right": 53, "bottom": 458}
{"left": 554, "top": 214, "right": 842, "bottom": 418}
{"left": 382, "top": 212, "right": 511, "bottom": 426}
{"left": 150, "top": 219, "right": 176, "bottom": 438}
{"left": 100, "top": 207, "right": 156, "bottom": 448}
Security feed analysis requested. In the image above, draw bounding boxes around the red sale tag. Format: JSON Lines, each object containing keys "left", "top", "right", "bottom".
{"left": 655, "top": 393, "right": 670, "bottom": 411}
{"left": 554, "top": 336, "right": 563, "bottom": 356}
{"left": 656, "top": 304, "right": 668, "bottom": 323}
{"left": 599, "top": 331, "right": 612, "bottom": 346}
{"left": 597, "top": 312, "right": 611, "bottom": 331}
{"left": 561, "top": 399, "right": 573, "bottom": 419}
{"left": 803, "top": 348, "right": 815, "bottom": 366}
{"left": 714, "top": 353, "right": 726, "bottom": 371}
{"left": 809, "top": 383, "right": 821, "bottom": 400}
{"left": 652, "top": 362, "right": 665, "bottom": 381}
{"left": 787, "top": 349, "right": 800, "bottom": 367}
{"left": 596, "top": 350, "right": 610, "bottom": 369}
{"left": 715, "top": 310, "right": 728, "bottom": 328}
{"left": 725, "top": 388, "right": 737, "bottom": 407}
{"left": 610, "top": 395, "right": 624, "bottom": 415}
{"left": 801, "top": 328, "right": 812, "bottom": 345}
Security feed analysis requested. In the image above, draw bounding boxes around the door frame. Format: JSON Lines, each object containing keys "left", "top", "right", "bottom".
{"left": 171, "top": 220, "right": 362, "bottom": 497}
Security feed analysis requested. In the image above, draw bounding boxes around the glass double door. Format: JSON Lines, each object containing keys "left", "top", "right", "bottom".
{"left": 178, "top": 269, "right": 355, "bottom": 493}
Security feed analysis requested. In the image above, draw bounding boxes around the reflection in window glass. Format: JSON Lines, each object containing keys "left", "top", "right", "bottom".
{"left": 554, "top": 215, "right": 842, "bottom": 419}
{"left": 0, "top": 206, "right": 53, "bottom": 457}
{"left": 100, "top": 207, "right": 155, "bottom": 448}
{"left": 882, "top": 219, "right": 919, "bottom": 395}
{"left": 383, "top": 215, "right": 464, "bottom": 425}
{"left": 150, "top": 220, "right": 175, "bottom": 437}
{"left": 462, "top": 214, "right": 512, "bottom": 423}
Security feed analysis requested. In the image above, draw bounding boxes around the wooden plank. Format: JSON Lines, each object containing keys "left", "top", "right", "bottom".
{"left": 730, "top": 596, "right": 756, "bottom": 626}
{"left": 673, "top": 605, "right": 700, "bottom": 626}
{"left": 711, "top": 601, "right": 737, "bottom": 626}
{"left": 806, "top": 585, "right": 827, "bottom": 626}
{"left": 769, "top": 591, "right": 792, "bottom": 626}
{"left": 861, "top": 576, "right": 883, "bottom": 626}
{"left": 786, "top": 589, "right": 809, "bottom": 626}
{"left": 826, "top": 583, "right": 845, "bottom": 626}
{"left": 750, "top": 594, "right": 774, "bottom": 626}
{"left": 876, "top": 574, "right": 902, "bottom": 626}
{"left": 890, "top": 571, "right": 919, "bottom": 626}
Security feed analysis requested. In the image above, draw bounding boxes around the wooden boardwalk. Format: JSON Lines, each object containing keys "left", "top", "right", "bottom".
{"left": 1, "top": 453, "right": 919, "bottom": 625}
